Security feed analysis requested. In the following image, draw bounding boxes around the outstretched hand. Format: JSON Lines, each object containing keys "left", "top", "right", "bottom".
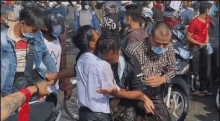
{"left": 96, "top": 88, "right": 119, "bottom": 96}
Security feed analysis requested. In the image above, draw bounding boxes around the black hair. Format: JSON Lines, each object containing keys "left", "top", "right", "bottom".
{"left": 125, "top": 4, "right": 143, "bottom": 23}
{"left": 73, "top": 25, "right": 95, "bottom": 62}
{"left": 96, "top": 34, "right": 121, "bottom": 55}
{"left": 192, "top": 2, "right": 200, "bottom": 12}
{"left": 199, "top": 1, "right": 212, "bottom": 14}
{"left": 68, "top": 1, "right": 74, "bottom": 6}
{"left": 151, "top": 22, "right": 172, "bottom": 38}
{"left": 19, "top": 7, "right": 44, "bottom": 30}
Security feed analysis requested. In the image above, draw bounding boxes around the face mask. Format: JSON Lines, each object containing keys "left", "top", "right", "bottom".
{"left": 208, "top": 5, "right": 215, "bottom": 17}
{"left": 22, "top": 26, "right": 36, "bottom": 39}
{"left": 85, "top": 5, "right": 90, "bottom": 9}
{"left": 52, "top": 25, "right": 62, "bottom": 37}
{"left": 151, "top": 46, "right": 167, "bottom": 54}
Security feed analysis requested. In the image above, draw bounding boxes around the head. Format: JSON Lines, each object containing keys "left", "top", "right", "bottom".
{"left": 183, "top": 1, "right": 190, "bottom": 8}
{"left": 96, "top": 34, "right": 121, "bottom": 66}
{"left": 199, "top": 1, "right": 212, "bottom": 16}
{"left": 56, "top": 1, "right": 61, "bottom": 5}
{"left": 10, "top": 1, "right": 16, "bottom": 6}
{"left": 125, "top": 4, "right": 142, "bottom": 27}
{"left": 21, "top": 1, "right": 36, "bottom": 8}
{"left": 163, "top": 1, "right": 171, "bottom": 8}
{"left": 81, "top": 1, "right": 90, "bottom": 10}
{"left": 1, "top": 3, "right": 15, "bottom": 27}
{"left": 73, "top": 25, "right": 99, "bottom": 53}
{"left": 104, "top": 2, "right": 119, "bottom": 14}
{"left": 18, "top": 7, "right": 44, "bottom": 38}
{"left": 42, "top": 9, "right": 65, "bottom": 38}
{"left": 192, "top": 2, "right": 200, "bottom": 12}
{"left": 150, "top": 22, "right": 172, "bottom": 54}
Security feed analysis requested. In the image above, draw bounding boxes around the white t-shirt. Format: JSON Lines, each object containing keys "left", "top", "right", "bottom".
{"left": 43, "top": 36, "right": 62, "bottom": 94}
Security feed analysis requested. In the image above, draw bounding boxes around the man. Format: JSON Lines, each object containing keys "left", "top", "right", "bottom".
{"left": 179, "top": 1, "right": 194, "bottom": 25}
{"left": 1, "top": 81, "right": 54, "bottom": 121}
{"left": 96, "top": 34, "right": 154, "bottom": 121}
{"left": 52, "top": 1, "right": 66, "bottom": 16}
{"left": 187, "top": 1, "right": 212, "bottom": 96}
{"left": 75, "top": 1, "right": 100, "bottom": 31}
{"left": 100, "top": 1, "right": 120, "bottom": 36}
{"left": 126, "top": 22, "right": 176, "bottom": 121}
{"left": 119, "top": 1, "right": 131, "bottom": 29}
{"left": 1, "top": 2, "right": 15, "bottom": 30}
{"left": 122, "top": 4, "right": 148, "bottom": 49}
{"left": 1, "top": 7, "right": 57, "bottom": 96}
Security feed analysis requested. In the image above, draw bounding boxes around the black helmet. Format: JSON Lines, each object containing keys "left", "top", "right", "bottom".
{"left": 21, "top": 1, "right": 37, "bottom": 8}
{"left": 81, "top": 1, "right": 90, "bottom": 6}
{"left": 104, "top": 1, "right": 121, "bottom": 14}
{"left": 43, "top": 9, "right": 65, "bottom": 36}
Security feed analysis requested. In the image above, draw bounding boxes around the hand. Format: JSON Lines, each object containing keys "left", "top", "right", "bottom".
{"left": 145, "top": 76, "right": 166, "bottom": 87}
{"left": 143, "top": 95, "right": 155, "bottom": 114}
{"left": 64, "top": 90, "right": 72, "bottom": 100}
{"left": 45, "top": 72, "right": 58, "bottom": 81}
{"left": 36, "top": 81, "right": 54, "bottom": 101}
{"left": 110, "top": 98, "right": 121, "bottom": 109}
{"left": 96, "top": 88, "right": 119, "bottom": 96}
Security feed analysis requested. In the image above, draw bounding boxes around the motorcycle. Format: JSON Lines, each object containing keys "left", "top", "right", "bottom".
{"left": 147, "top": 24, "right": 190, "bottom": 121}
{"left": 64, "top": 79, "right": 79, "bottom": 120}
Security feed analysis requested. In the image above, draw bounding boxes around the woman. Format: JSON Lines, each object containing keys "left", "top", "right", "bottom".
{"left": 73, "top": 25, "right": 118, "bottom": 121}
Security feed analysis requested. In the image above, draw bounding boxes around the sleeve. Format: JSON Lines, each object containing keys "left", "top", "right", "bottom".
{"left": 41, "top": 41, "right": 57, "bottom": 74}
{"left": 129, "top": 56, "right": 146, "bottom": 92}
{"left": 92, "top": 11, "right": 100, "bottom": 31}
{"left": 98, "top": 64, "right": 118, "bottom": 90}
{"left": 75, "top": 13, "right": 80, "bottom": 30}
{"left": 188, "top": 19, "right": 196, "bottom": 33}
{"left": 163, "top": 45, "right": 176, "bottom": 83}
{"left": 58, "top": 35, "right": 71, "bottom": 92}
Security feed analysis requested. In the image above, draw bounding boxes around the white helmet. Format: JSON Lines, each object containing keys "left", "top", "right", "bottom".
{"left": 121, "top": 1, "right": 131, "bottom": 5}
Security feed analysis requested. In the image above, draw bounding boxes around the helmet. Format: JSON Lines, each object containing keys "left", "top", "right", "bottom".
{"left": 104, "top": 1, "right": 121, "bottom": 14}
{"left": 121, "top": 1, "right": 131, "bottom": 5}
{"left": 43, "top": 9, "right": 65, "bottom": 36}
{"left": 21, "top": 1, "right": 37, "bottom": 8}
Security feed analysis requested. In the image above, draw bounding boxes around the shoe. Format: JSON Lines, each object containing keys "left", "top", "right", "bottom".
{"left": 191, "top": 91, "right": 202, "bottom": 95}
{"left": 201, "top": 90, "right": 209, "bottom": 94}
{"left": 197, "top": 93, "right": 206, "bottom": 96}
{"left": 206, "top": 92, "right": 213, "bottom": 96}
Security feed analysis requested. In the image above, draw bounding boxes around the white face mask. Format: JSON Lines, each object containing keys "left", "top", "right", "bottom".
{"left": 85, "top": 5, "right": 90, "bottom": 9}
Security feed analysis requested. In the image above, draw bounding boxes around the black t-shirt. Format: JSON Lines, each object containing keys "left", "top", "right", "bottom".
{"left": 100, "top": 13, "right": 119, "bottom": 36}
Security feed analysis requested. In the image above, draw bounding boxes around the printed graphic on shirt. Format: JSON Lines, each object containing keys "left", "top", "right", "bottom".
{"left": 101, "top": 16, "right": 117, "bottom": 30}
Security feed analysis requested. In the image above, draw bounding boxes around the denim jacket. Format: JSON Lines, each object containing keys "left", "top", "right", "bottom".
{"left": 1, "top": 29, "right": 57, "bottom": 95}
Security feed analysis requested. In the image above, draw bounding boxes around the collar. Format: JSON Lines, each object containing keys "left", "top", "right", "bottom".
{"left": 7, "top": 22, "right": 26, "bottom": 43}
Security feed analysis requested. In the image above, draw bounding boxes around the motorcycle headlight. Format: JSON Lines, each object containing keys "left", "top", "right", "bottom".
{"left": 178, "top": 47, "right": 190, "bottom": 59}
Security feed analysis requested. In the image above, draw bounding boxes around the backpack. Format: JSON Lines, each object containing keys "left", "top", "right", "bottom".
{"left": 79, "top": 10, "right": 93, "bottom": 27}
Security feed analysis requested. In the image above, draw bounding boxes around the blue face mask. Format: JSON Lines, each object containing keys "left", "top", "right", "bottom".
{"left": 208, "top": 5, "right": 216, "bottom": 17}
{"left": 151, "top": 46, "right": 167, "bottom": 54}
{"left": 22, "top": 26, "right": 36, "bottom": 39}
{"left": 52, "top": 25, "right": 62, "bottom": 37}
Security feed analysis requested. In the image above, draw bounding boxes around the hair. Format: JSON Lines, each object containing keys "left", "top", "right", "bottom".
{"left": 199, "top": 1, "right": 212, "bottom": 14}
{"left": 19, "top": 7, "right": 44, "bottom": 29}
{"left": 68, "top": 1, "right": 74, "bottom": 6}
{"left": 96, "top": 34, "right": 121, "bottom": 55}
{"left": 125, "top": 4, "right": 143, "bottom": 23}
{"left": 192, "top": 2, "right": 200, "bottom": 12}
{"left": 152, "top": 22, "right": 172, "bottom": 38}
{"left": 73, "top": 25, "right": 95, "bottom": 61}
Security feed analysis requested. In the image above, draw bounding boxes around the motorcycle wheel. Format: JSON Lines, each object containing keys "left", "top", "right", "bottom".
{"left": 164, "top": 88, "right": 188, "bottom": 121}
{"left": 216, "top": 88, "right": 219, "bottom": 110}
{"left": 64, "top": 83, "right": 79, "bottom": 120}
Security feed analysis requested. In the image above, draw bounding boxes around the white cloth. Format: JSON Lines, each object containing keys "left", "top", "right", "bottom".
{"left": 117, "top": 55, "right": 126, "bottom": 82}
{"left": 43, "top": 36, "right": 61, "bottom": 94}
{"left": 76, "top": 52, "right": 119, "bottom": 114}
{"left": 207, "top": 43, "right": 213, "bottom": 55}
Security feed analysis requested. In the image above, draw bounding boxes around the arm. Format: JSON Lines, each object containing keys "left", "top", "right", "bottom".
{"left": 163, "top": 46, "right": 176, "bottom": 83}
{"left": 92, "top": 11, "right": 100, "bottom": 31}
{"left": 1, "top": 81, "right": 52, "bottom": 121}
{"left": 1, "top": 86, "right": 36, "bottom": 121}
{"left": 75, "top": 13, "right": 80, "bottom": 30}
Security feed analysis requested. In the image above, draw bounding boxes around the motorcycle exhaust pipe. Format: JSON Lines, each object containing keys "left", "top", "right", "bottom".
{"left": 166, "top": 86, "right": 172, "bottom": 107}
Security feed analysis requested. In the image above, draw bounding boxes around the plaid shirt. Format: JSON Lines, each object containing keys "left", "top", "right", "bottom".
{"left": 126, "top": 36, "right": 176, "bottom": 83}
{"left": 58, "top": 24, "right": 71, "bottom": 93}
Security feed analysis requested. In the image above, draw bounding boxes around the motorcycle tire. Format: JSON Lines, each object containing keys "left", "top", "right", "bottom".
{"left": 64, "top": 83, "right": 79, "bottom": 121}
{"left": 168, "top": 88, "right": 188, "bottom": 121}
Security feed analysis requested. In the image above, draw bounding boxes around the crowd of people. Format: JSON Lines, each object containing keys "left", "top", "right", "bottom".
{"left": 1, "top": 0, "right": 219, "bottom": 121}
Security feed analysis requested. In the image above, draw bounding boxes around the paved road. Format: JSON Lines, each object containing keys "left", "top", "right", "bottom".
{"left": 58, "top": 40, "right": 219, "bottom": 121}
